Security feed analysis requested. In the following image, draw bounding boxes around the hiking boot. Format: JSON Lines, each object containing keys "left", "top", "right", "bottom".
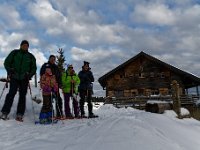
{"left": 65, "top": 113, "right": 74, "bottom": 119}
{"left": 0, "top": 113, "right": 8, "bottom": 120}
{"left": 80, "top": 114, "right": 87, "bottom": 118}
{"left": 74, "top": 114, "right": 81, "bottom": 119}
{"left": 88, "top": 113, "right": 98, "bottom": 118}
{"left": 15, "top": 114, "right": 23, "bottom": 122}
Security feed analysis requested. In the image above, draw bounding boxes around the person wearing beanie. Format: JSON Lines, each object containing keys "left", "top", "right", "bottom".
{"left": 20, "top": 40, "right": 29, "bottom": 48}
{"left": 78, "top": 61, "right": 98, "bottom": 118}
{"left": 0, "top": 40, "right": 37, "bottom": 122}
{"left": 40, "top": 55, "right": 64, "bottom": 119}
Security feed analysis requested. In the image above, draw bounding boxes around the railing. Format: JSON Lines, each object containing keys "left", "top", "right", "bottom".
{"left": 107, "top": 95, "right": 199, "bottom": 109}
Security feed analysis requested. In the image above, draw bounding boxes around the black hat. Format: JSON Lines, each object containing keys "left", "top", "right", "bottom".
{"left": 20, "top": 40, "right": 29, "bottom": 47}
{"left": 49, "top": 55, "right": 56, "bottom": 60}
{"left": 83, "top": 61, "right": 90, "bottom": 66}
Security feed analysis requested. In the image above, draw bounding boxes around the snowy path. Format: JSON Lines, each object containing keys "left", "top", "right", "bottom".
{"left": 1, "top": 105, "right": 200, "bottom": 150}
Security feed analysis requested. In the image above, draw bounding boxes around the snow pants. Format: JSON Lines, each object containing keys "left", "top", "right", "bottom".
{"left": 79, "top": 89, "right": 93, "bottom": 116}
{"left": 63, "top": 93, "right": 79, "bottom": 117}
{"left": 1, "top": 78, "right": 28, "bottom": 116}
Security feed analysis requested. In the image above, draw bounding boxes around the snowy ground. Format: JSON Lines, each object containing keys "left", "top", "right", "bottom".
{"left": 0, "top": 82, "right": 200, "bottom": 150}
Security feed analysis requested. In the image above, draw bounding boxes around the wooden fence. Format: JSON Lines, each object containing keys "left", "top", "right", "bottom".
{"left": 106, "top": 95, "right": 199, "bottom": 109}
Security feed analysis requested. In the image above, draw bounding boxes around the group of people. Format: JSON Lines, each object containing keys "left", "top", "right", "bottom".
{"left": 0, "top": 40, "right": 97, "bottom": 123}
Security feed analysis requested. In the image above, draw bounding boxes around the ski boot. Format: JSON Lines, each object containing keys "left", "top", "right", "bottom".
{"left": 0, "top": 113, "right": 9, "bottom": 120}
{"left": 88, "top": 113, "right": 98, "bottom": 118}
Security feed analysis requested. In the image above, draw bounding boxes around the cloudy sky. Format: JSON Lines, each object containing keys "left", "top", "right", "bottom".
{"left": 0, "top": 0, "right": 200, "bottom": 96}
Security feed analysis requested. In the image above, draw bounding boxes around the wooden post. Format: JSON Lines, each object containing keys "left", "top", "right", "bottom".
{"left": 196, "top": 86, "right": 199, "bottom": 96}
{"left": 171, "top": 80, "right": 181, "bottom": 118}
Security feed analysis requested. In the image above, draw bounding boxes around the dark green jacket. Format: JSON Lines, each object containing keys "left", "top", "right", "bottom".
{"left": 4, "top": 49, "right": 37, "bottom": 80}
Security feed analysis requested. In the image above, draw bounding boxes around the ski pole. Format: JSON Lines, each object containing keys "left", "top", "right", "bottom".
{"left": 0, "top": 76, "right": 9, "bottom": 101}
{"left": 28, "top": 81, "right": 36, "bottom": 123}
{"left": 54, "top": 91, "right": 65, "bottom": 124}
{"left": 0, "top": 82, "right": 8, "bottom": 101}
{"left": 71, "top": 83, "right": 74, "bottom": 117}
{"left": 50, "top": 91, "right": 54, "bottom": 125}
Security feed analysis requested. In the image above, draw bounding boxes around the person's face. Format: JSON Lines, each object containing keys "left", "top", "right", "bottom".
{"left": 83, "top": 65, "right": 89, "bottom": 70}
{"left": 49, "top": 57, "right": 56, "bottom": 64}
{"left": 68, "top": 66, "right": 73, "bottom": 70}
{"left": 45, "top": 68, "right": 52, "bottom": 75}
{"left": 21, "top": 44, "right": 29, "bottom": 51}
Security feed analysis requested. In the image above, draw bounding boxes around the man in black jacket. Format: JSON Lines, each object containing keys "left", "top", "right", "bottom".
{"left": 40, "top": 55, "right": 63, "bottom": 119}
{"left": 78, "top": 61, "right": 98, "bottom": 118}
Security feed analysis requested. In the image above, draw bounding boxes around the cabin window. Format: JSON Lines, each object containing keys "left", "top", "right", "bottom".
{"left": 150, "top": 72, "right": 154, "bottom": 77}
{"left": 129, "top": 74, "right": 134, "bottom": 77}
{"left": 131, "top": 89, "right": 138, "bottom": 96}
{"left": 151, "top": 89, "right": 159, "bottom": 95}
{"left": 114, "top": 90, "right": 124, "bottom": 97}
{"left": 139, "top": 73, "right": 145, "bottom": 78}
{"left": 160, "top": 72, "right": 165, "bottom": 78}
{"left": 114, "top": 74, "right": 120, "bottom": 79}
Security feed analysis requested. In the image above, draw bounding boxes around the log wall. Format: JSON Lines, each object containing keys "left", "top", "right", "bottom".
{"left": 106, "top": 56, "right": 185, "bottom": 97}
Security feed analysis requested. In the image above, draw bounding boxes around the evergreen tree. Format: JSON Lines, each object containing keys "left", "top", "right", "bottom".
{"left": 56, "top": 48, "right": 66, "bottom": 73}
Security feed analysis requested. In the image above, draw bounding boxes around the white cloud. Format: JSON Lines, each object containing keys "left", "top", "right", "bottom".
{"left": 28, "top": 0, "right": 68, "bottom": 35}
{"left": 0, "top": 4, "right": 24, "bottom": 29}
{"left": 71, "top": 46, "right": 124, "bottom": 62}
{"left": 0, "top": 32, "right": 24, "bottom": 54}
{"left": 131, "top": 3, "right": 175, "bottom": 26}
{"left": 30, "top": 48, "right": 47, "bottom": 68}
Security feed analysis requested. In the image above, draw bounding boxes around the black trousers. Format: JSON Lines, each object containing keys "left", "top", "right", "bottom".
{"left": 79, "top": 89, "right": 93, "bottom": 115}
{"left": 1, "top": 78, "right": 28, "bottom": 116}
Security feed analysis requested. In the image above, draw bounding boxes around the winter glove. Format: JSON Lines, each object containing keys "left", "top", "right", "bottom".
{"left": 52, "top": 87, "right": 58, "bottom": 93}
{"left": 8, "top": 68, "right": 15, "bottom": 77}
{"left": 24, "top": 72, "right": 31, "bottom": 80}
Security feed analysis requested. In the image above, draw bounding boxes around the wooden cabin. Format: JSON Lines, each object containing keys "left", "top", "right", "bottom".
{"left": 98, "top": 51, "right": 200, "bottom": 105}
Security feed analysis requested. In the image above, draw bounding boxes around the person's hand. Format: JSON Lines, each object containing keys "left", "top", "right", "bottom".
{"left": 71, "top": 80, "right": 75, "bottom": 83}
{"left": 24, "top": 72, "right": 31, "bottom": 80}
{"left": 8, "top": 68, "right": 15, "bottom": 77}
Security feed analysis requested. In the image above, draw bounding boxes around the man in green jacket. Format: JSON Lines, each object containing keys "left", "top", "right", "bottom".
{"left": 0, "top": 40, "right": 37, "bottom": 122}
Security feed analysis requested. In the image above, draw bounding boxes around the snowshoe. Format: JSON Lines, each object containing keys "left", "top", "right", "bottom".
{"left": 0, "top": 113, "right": 9, "bottom": 120}
{"left": 36, "top": 111, "right": 58, "bottom": 125}
{"left": 15, "top": 115, "right": 23, "bottom": 122}
{"left": 65, "top": 114, "right": 74, "bottom": 119}
{"left": 55, "top": 116, "right": 65, "bottom": 120}
{"left": 65, "top": 116, "right": 74, "bottom": 119}
{"left": 35, "top": 119, "right": 58, "bottom": 125}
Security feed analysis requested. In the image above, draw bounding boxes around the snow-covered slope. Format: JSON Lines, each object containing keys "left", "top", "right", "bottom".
{"left": 0, "top": 83, "right": 200, "bottom": 150}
